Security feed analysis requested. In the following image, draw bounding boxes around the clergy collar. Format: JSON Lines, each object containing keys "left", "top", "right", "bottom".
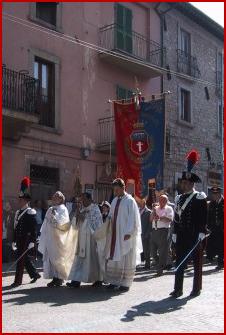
{"left": 118, "top": 193, "right": 126, "bottom": 200}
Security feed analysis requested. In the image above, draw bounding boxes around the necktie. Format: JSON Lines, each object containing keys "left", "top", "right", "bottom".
{"left": 110, "top": 197, "right": 121, "bottom": 259}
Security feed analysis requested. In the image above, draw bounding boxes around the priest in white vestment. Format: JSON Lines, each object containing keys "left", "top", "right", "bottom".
{"left": 67, "top": 193, "right": 104, "bottom": 288}
{"left": 38, "top": 191, "right": 77, "bottom": 287}
{"left": 105, "top": 178, "right": 142, "bottom": 292}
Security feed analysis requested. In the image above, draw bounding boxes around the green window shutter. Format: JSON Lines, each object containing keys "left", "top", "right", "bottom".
{"left": 115, "top": 4, "right": 133, "bottom": 54}
{"left": 116, "top": 85, "right": 127, "bottom": 100}
{"left": 116, "top": 4, "right": 124, "bottom": 28}
{"left": 127, "top": 90, "right": 133, "bottom": 99}
{"left": 116, "top": 85, "right": 133, "bottom": 100}
{"left": 125, "top": 8, "right": 132, "bottom": 33}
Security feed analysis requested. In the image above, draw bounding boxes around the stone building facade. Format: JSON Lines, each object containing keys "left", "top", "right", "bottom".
{"left": 157, "top": 3, "right": 224, "bottom": 196}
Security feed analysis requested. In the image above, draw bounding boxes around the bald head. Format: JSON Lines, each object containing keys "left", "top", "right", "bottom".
{"left": 159, "top": 194, "right": 168, "bottom": 208}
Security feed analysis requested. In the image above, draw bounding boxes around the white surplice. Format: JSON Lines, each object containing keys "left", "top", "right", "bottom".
{"left": 38, "top": 204, "right": 78, "bottom": 280}
{"left": 68, "top": 203, "right": 104, "bottom": 283}
{"left": 105, "top": 193, "right": 142, "bottom": 288}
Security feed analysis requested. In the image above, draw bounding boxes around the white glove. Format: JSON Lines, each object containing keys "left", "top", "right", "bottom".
{"left": 198, "top": 233, "right": 206, "bottom": 241}
{"left": 28, "top": 242, "right": 35, "bottom": 250}
{"left": 12, "top": 242, "right": 17, "bottom": 251}
{"left": 172, "top": 234, "right": 177, "bottom": 243}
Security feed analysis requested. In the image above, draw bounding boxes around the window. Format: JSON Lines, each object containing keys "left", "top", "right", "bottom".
{"left": 30, "top": 164, "right": 59, "bottom": 202}
{"left": 218, "top": 102, "right": 223, "bottom": 137}
{"left": 116, "top": 85, "right": 133, "bottom": 100}
{"left": 180, "top": 88, "right": 191, "bottom": 123}
{"left": 115, "top": 4, "right": 133, "bottom": 54}
{"left": 165, "top": 128, "right": 171, "bottom": 154}
{"left": 36, "top": 2, "right": 57, "bottom": 26}
{"left": 180, "top": 29, "right": 191, "bottom": 55}
{"left": 29, "top": 3, "right": 62, "bottom": 31}
{"left": 34, "top": 57, "right": 55, "bottom": 128}
{"left": 216, "top": 52, "right": 223, "bottom": 96}
{"left": 30, "top": 165, "right": 59, "bottom": 184}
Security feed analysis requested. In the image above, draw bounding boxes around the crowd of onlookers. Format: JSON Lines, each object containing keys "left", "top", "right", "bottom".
{"left": 3, "top": 188, "right": 224, "bottom": 272}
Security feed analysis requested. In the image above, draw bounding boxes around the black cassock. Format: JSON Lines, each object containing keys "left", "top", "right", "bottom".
{"left": 206, "top": 197, "right": 224, "bottom": 267}
{"left": 13, "top": 208, "right": 39, "bottom": 285}
{"left": 173, "top": 192, "right": 207, "bottom": 293}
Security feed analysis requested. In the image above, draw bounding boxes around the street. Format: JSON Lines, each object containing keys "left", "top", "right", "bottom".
{"left": 2, "top": 261, "right": 224, "bottom": 333}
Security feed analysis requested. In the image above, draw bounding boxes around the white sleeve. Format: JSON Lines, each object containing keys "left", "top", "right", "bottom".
{"left": 125, "top": 199, "right": 141, "bottom": 236}
{"left": 166, "top": 206, "right": 174, "bottom": 221}
{"left": 53, "top": 206, "right": 70, "bottom": 226}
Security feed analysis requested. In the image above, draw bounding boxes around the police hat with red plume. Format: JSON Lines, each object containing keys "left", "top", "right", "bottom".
{"left": 182, "top": 150, "right": 202, "bottom": 183}
{"left": 19, "top": 177, "right": 31, "bottom": 200}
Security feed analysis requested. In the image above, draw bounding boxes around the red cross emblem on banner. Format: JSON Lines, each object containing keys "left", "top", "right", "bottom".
{"left": 130, "top": 129, "right": 150, "bottom": 156}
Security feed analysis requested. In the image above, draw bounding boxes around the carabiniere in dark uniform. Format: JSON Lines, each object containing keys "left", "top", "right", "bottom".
{"left": 11, "top": 177, "right": 41, "bottom": 288}
{"left": 206, "top": 186, "right": 224, "bottom": 270}
{"left": 170, "top": 150, "right": 208, "bottom": 298}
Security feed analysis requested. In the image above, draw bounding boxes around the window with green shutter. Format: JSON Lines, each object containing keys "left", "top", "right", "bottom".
{"left": 115, "top": 4, "right": 133, "bottom": 54}
{"left": 116, "top": 85, "right": 133, "bottom": 100}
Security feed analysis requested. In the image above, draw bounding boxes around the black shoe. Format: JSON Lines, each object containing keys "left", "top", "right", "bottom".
{"left": 118, "top": 286, "right": 130, "bottom": 292}
{"left": 47, "top": 280, "right": 56, "bottom": 287}
{"left": 215, "top": 265, "right": 224, "bottom": 271}
{"left": 92, "top": 281, "right": 103, "bottom": 287}
{"left": 169, "top": 290, "right": 183, "bottom": 298}
{"left": 106, "top": 284, "right": 118, "bottom": 290}
{"left": 156, "top": 269, "right": 163, "bottom": 277}
{"left": 190, "top": 290, "right": 201, "bottom": 297}
{"left": 54, "top": 278, "right": 63, "bottom": 287}
{"left": 144, "top": 262, "right": 151, "bottom": 270}
{"left": 66, "top": 281, "right": 80, "bottom": 288}
{"left": 47, "top": 278, "right": 63, "bottom": 287}
{"left": 30, "top": 273, "right": 41, "bottom": 283}
{"left": 10, "top": 282, "right": 21, "bottom": 288}
{"left": 164, "top": 264, "right": 173, "bottom": 270}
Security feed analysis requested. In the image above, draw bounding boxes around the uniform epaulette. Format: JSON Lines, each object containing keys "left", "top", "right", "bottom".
{"left": 196, "top": 192, "right": 207, "bottom": 200}
{"left": 27, "top": 208, "right": 37, "bottom": 215}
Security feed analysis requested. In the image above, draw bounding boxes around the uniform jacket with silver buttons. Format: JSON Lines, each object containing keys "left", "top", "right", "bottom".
{"left": 13, "top": 208, "right": 37, "bottom": 245}
{"left": 173, "top": 192, "right": 207, "bottom": 237}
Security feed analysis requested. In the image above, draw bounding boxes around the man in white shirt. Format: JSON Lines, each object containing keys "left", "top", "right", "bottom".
{"left": 151, "top": 195, "right": 174, "bottom": 276}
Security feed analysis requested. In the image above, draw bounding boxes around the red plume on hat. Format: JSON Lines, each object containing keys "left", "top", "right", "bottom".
{"left": 186, "top": 150, "right": 200, "bottom": 172}
{"left": 19, "top": 177, "right": 31, "bottom": 199}
{"left": 21, "top": 177, "right": 30, "bottom": 192}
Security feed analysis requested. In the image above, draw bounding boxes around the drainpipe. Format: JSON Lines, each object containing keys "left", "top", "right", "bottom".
{"left": 220, "top": 51, "right": 224, "bottom": 190}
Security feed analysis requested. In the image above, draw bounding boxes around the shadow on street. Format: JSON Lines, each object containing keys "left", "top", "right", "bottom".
{"left": 2, "top": 285, "right": 122, "bottom": 307}
{"left": 121, "top": 296, "right": 191, "bottom": 322}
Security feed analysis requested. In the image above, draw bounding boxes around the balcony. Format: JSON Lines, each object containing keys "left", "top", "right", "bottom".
{"left": 177, "top": 49, "right": 201, "bottom": 78}
{"left": 2, "top": 65, "right": 40, "bottom": 140}
{"left": 97, "top": 116, "right": 115, "bottom": 153}
{"left": 99, "top": 24, "right": 165, "bottom": 78}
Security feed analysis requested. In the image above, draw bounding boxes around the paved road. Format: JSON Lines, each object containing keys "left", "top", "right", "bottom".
{"left": 2, "top": 261, "right": 224, "bottom": 333}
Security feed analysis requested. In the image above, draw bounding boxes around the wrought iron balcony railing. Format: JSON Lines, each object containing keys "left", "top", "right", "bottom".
{"left": 98, "top": 116, "right": 115, "bottom": 147}
{"left": 177, "top": 49, "right": 201, "bottom": 78}
{"left": 99, "top": 23, "right": 166, "bottom": 68}
{"left": 2, "top": 65, "right": 40, "bottom": 115}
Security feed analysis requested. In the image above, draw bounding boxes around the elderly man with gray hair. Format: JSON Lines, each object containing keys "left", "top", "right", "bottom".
{"left": 38, "top": 191, "right": 77, "bottom": 287}
{"left": 151, "top": 194, "right": 174, "bottom": 276}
